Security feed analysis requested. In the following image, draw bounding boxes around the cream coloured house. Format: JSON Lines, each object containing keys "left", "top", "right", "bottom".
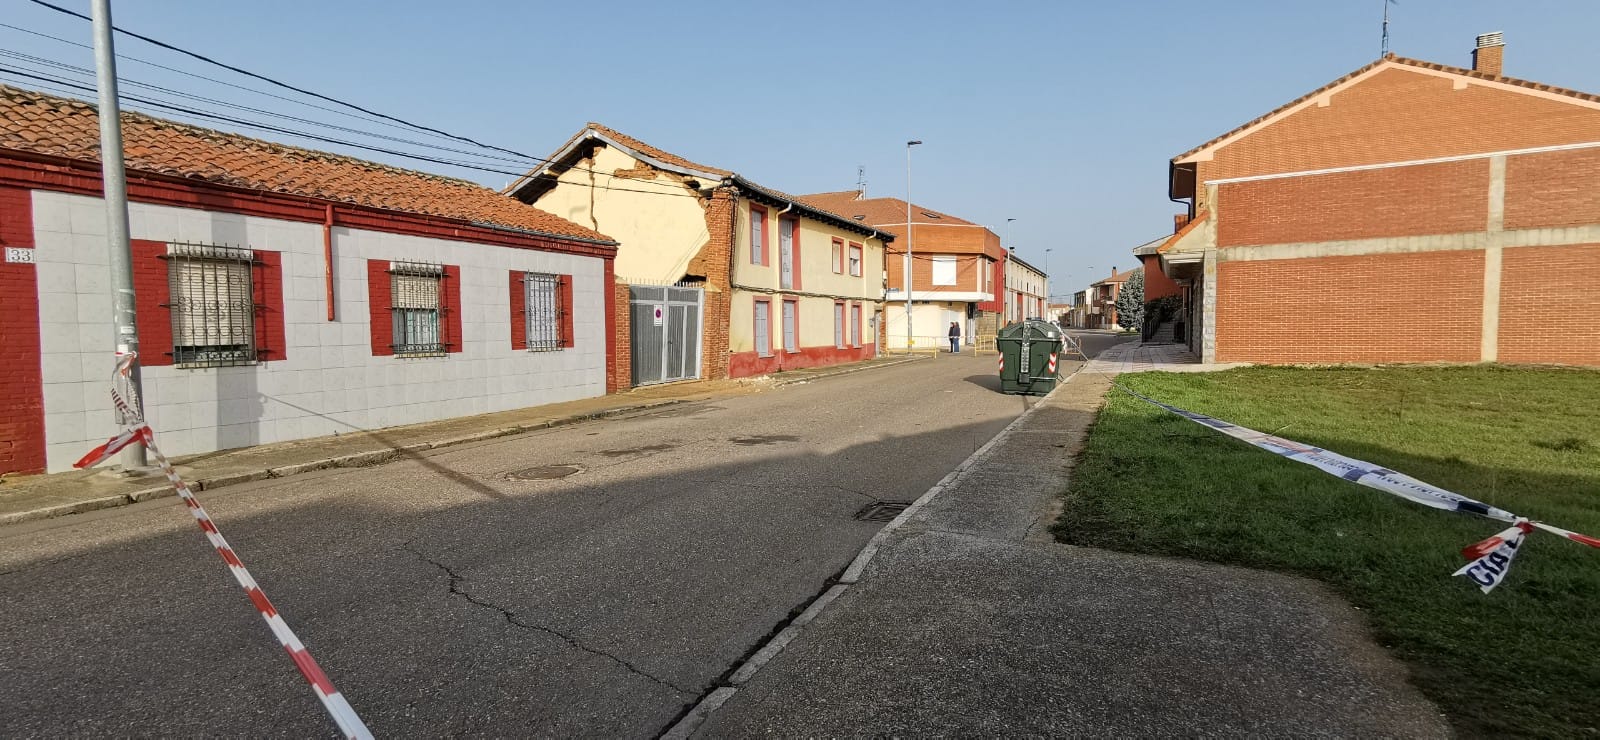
{"left": 507, "top": 124, "right": 891, "bottom": 383}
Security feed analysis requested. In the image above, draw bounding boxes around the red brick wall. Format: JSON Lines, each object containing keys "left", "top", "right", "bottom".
{"left": 699, "top": 188, "right": 734, "bottom": 380}
{"left": 1216, "top": 159, "right": 1489, "bottom": 247}
{"left": 1215, "top": 250, "right": 1484, "bottom": 363}
{"left": 610, "top": 279, "right": 632, "bottom": 392}
{"left": 1141, "top": 254, "right": 1183, "bottom": 300}
{"left": 1498, "top": 244, "right": 1600, "bottom": 365}
{"left": 0, "top": 186, "right": 44, "bottom": 474}
{"left": 1196, "top": 65, "right": 1600, "bottom": 202}
{"left": 1503, "top": 147, "right": 1600, "bottom": 230}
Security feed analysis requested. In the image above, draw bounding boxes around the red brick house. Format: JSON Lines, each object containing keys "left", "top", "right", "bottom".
{"left": 799, "top": 190, "right": 1005, "bottom": 348}
{"left": 1154, "top": 34, "right": 1600, "bottom": 365}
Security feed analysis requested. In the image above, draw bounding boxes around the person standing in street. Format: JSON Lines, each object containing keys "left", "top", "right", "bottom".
{"left": 948, "top": 321, "right": 961, "bottom": 353}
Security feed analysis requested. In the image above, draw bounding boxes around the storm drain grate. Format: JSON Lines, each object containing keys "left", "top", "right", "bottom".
{"left": 505, "top": 465, "right": 582, "bottom": 481}
{"left": 855, "top": 501, "right": 911, "bottom": 522}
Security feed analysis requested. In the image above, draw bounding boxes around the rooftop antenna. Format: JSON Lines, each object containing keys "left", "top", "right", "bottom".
{"left": 856, "top": 165, "right": 867, "bottom": 197}
{"left": 1381, "top": 0, "right": 1398, "bottom": 57}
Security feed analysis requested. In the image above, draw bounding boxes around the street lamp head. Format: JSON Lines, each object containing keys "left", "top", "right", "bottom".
{"left": 907, "top": 140, "right": 922, "bottom": 147}
{"left": 1007, "top": 218, "right": 1016, "bottom": 223}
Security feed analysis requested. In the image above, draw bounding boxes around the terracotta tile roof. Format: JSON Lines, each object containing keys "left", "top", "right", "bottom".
{"left": 583, "top": 122, "right": 731, "bottom": 177}
{"left": 1172, "top": 54, "right": 1600, "bottom": 163}
{"left": 515, "top": 123, "right": 887, "bottom": 240}
{"left": 1091, "top": 267, "right": 1140, "bottom": 286}
{"left": 796, "top": 190, "right": 978, "bottom": 227}
{"left": 0, "top": 84, "right": 613, "bottom": 243}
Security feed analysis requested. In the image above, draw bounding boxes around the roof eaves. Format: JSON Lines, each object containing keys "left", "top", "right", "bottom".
{"left": 1157, "top": 209, "right": 1209, "bottom": 254}
{"left": 736, "top": 177, "right": 894, "bottom": 241}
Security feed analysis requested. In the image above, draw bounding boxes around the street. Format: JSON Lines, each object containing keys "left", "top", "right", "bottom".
{"left": 0, "top": 335, "right": 1122, "bottom": 737}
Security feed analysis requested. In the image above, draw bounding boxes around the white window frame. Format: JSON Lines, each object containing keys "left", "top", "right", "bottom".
{"left": 931, "top": 256, "right": 957, "bottom": 286}
{"left": 849, "top": 244, "right": 863, "bottom": 277}
{"left": 167, "top": 243, "right": 257, "bottom": 367}
{"left": 391, "top": 261, "right": 445, "bottom": 356}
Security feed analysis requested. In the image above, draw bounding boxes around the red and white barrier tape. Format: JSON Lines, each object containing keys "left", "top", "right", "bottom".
{"left": 75, "top": 352, "right": 372, "bottom": 739}
{"left": 1047, "top": 352, "right": 1058, "bottom": 375}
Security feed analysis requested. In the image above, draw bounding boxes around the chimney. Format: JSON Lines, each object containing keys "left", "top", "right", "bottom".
{"left": 1473, "top": 32, "right": 1505, "bottom": 77}
{"left": 1174, "top": 213, "right": 1191, "bottom": 233}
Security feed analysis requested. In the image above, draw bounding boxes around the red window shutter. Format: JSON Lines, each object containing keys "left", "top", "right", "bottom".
{"left": 251, "top": 250, "right": 286, "bottom": 362}
{"left": 509, "top": 271, "right": 527, "bottom": 350}
{"left": 557, "top": 274, "right": 574, "bottom": 348}
{"left": 131, "top": 239, "right": 173, "bottom": 366}
{"left": 367, "top": 259, "right": 393, "bottom": 356}
{"left": 443, "top": 264, "right": 463, "bottom": 354}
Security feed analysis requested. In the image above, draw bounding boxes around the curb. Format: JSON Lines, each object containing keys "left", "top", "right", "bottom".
{"left": 659, "top": 369, "right": 1078, "bottom": 739}
{"left": 769, "top": 356, "right": 927, "bottom": 387}
{"left": 0, "top": 399, "right": 686, "bottom": 528}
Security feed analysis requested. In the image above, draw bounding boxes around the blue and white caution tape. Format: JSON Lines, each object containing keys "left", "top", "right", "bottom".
{"left": 1114, "top": 384, "right": 1600, "bottom": 593}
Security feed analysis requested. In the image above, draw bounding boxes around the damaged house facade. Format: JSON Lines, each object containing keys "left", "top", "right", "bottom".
{"left": 508, "top": 124, "right": 891, "bottom": 383}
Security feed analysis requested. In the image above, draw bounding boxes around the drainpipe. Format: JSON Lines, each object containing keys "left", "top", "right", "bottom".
{"left": 323, "top": 203, "right": 335, "bottom": 321}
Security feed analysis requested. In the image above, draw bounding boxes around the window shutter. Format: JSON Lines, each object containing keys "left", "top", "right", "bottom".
{"left": 509, "top": 271, "right": 527, "bottom": 350}
{"left": 443, "top": 264, "right": 463, "bottom": 354}
{"left": 131, "top": 240, "right": 173, "bottom": 366}
{"left": 367, "top": 260, "right": 393, "bottom": 356}
{"left": 557, "top": 274, "right": 574, "bottom": 348}
{"left": 252, "top": 250, "right": 286, "bottom": 362}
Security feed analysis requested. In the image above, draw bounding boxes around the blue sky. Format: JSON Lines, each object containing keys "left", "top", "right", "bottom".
{"left": 3, "top": 0, "right": 1597, "bottom": 296}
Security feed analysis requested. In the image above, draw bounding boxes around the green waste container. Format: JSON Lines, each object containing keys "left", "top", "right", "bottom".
{"left": 997, "top": 319, "right": 1066, "bottom": 395}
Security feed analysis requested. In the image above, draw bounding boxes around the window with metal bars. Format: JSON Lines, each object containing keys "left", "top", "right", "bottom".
{"left": 390, "top": 261, "right": 445, "bottom": 356}
{"left": 524, "top": 272, "right": 562, "bottom": 351}
{"left": 166, "top": 243, "right": 256, "bottom": 367}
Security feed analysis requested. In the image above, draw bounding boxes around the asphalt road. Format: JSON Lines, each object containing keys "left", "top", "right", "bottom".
{"left": 0, "top": 336, "right": 1124, "bottom": 738}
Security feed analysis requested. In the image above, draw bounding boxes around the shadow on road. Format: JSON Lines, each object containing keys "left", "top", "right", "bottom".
{"left": 962, "top": 374, "right": 1003, "bottom": 392}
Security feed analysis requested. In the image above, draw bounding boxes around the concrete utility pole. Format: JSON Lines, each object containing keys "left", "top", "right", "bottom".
{"left": 905, "top": 140, "right": 921, "bottom": 349}
{"left": 93, "top": 0, "right": 146, "bottom": 469}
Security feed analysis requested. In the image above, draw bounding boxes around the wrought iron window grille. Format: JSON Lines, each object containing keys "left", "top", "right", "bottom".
{"left": 524, "top": 272, "right": 562, "bottom": 352}
{"left": 389, "top": 261, "right": 447, "bottom": 356}
{"left": 161, "top": 242, "right": 258, "bottom": 368}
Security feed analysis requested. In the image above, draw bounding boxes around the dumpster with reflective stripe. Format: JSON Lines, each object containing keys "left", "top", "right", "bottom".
{"left": 996, "top": 319, "right": 1064, "bottom": 395}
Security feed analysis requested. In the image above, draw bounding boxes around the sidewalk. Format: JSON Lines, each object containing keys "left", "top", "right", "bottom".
{"left": 1083, "top": 339, "right": 1249, "bottom": 374}
{"left": 0, "top": 355, "right": 924, "bottom": 526}
{"left": 683, "top": 368, "right": 1447, "bottom": 736}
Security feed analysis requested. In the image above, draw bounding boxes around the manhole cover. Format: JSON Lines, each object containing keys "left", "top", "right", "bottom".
{"left": 505, "top": 465, "right": 582, "bottom": 481}
{"left": 855, "top": 501, "right": 910, "bottom": 522}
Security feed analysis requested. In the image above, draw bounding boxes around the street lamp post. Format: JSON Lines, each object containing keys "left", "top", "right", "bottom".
{"left": 905, "top": 140, "right": 921, "bottom": 349}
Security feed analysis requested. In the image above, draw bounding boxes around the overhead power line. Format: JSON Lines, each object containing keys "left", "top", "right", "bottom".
{"left": 0, "top": 65, "right": 705, "bottom": 198}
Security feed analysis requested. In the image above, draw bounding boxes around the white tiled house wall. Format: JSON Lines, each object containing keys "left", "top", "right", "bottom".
{"left": 33, "top": 191, "right": 606, "bottom": 472}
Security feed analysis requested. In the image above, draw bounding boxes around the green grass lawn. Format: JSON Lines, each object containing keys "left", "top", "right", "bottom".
{"left": 1055, "top": 365, "right": 1600, "bottom": 737}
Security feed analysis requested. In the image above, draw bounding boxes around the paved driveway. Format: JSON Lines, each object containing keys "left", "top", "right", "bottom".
{"left": 0, "top": 348, "right": 1116, "bottom": 737}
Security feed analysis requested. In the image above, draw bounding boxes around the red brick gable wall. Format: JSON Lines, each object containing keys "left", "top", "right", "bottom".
{"left": 1504, "top": 147, "right": 1600, "bottom": 230}
{"left": 1498, "top": 244, "right": 1600, "bottom": 365}
{"left": 1215, "top": 250, "right": 1484, "bottom": 364}
{"left": 1196, "top": 66, "right": 1600, "bottom": 205}
{"left": 1216, "top": 159, "right": 1490, "bottom": 247}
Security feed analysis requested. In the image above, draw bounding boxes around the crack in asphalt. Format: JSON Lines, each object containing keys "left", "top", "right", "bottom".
{"left": 401, "top": 543, "right": 697, "bottom": 696}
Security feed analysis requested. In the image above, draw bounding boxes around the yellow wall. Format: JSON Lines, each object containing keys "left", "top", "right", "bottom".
{"left": 727, "top": 198, "right": 888, "bottom": 352}
{"left": 531, "top": 145, "right": 710, "bottom": 285}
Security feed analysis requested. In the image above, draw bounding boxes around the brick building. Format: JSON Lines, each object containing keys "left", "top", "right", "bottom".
{"left": 509, "top": 125, "right": 890, "bottom": 382}
{"left": 0, "top": 85, "right": 617, "bottom": 474}
{"left": 799, "top": 190, "right": 1005, "bottom": 350}
{"left": 1003, "top": 252, "right": 1050, "bottom": 324}
{"left": 1153, "top": 35, "right": 1600, "bottom": 365}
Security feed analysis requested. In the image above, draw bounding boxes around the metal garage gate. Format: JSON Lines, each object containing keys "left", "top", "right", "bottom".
{"left": 629, "top": 285, "right": 703, "bottom": 385}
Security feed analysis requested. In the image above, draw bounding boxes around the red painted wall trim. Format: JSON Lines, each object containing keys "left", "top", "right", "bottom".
{"left": 750, "top": 204, "right": 768, "bottom": 265}
{"left": 251, "top": 249, "right": 287, "bottom": 362}
{"left": 0, "top": 185, "right": 45, "bottom": 474}
{"left": 367, "top": 260, "right": 393, "bottom": 356}
{"left": 603, "top": 258, "right": 616, "bottom": 391}
{"left": 728, "top": 342, "right": 877, "bottom": 378}
{"left": 0, "top": 151, "right": 617, "bottom": 259}
{"left": 443, "top": 264, "right": 464, "bottom": 354}
{"left": 831, "top": 237, "right": 844, "bottom": 273}
{"left": 557, "top": 274, "right": 574, "bottom": 348}
{"left": 852, "top": 301, "right": 863, "bottom": 347}
{"left": 509, "top": 270, "right": 527, "bottom": 350}
{"left": 131, "top": 239, "right": 174, "bottom": 366}
{"left": 833, "top": 299, "right": 846, "bottom": 348}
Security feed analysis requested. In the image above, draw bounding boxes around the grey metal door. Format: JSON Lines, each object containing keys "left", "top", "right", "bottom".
{"left": 629, "top": 285, "right": 703, "bottom": 385}
{"left": 778, "top": 219, "right": 794, "bottom": 289}
{"left": 781, "top": 300, "right": 796, "bottom": 352}
{"left": 754, "top": 301, "right": 770, "bottom": 357}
